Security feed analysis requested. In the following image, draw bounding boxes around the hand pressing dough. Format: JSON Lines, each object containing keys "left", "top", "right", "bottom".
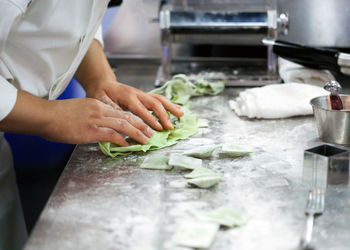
{"left": 140, "top": 155, "right": 172, "bottom": 170}
{"left": 172, "top": 220, "right": 219, "bottom": 249}
{"left": 168, "top": 154, "right": 202, "bottom": 170}
{"left": 99, "top": 107, "right": 198, "bottom": 158}
{"left": 192, "top": 206, "right": 247, "bottom": 228}
{"left": 100, "top": 74, "right": 225, "bottom": 158}
{"left": 183, "top": 145, "right": 221, "bottom": 158}
{"left": 221, "top": 144, "right": 253, "bottom": 157}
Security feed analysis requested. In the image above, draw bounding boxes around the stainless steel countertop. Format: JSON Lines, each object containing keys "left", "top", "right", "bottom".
{"left": 24, "top": 65, "right": 350, "bottom": 250}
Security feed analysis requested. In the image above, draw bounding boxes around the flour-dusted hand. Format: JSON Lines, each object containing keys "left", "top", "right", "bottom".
{"left": 86, "top": 81, "right": 184, "bottom": 131}
{"left": 48, "top": 97, "right": 155, "bottom": 145}
{"left": 0, "top": 91, "right": 153, "bottom": 146}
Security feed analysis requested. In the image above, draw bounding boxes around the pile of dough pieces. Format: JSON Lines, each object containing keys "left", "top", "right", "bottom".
{"left": 141, "top": 144, "right": 251, "bottom": 248}
{"left": 140, "top": 144, "right": 252, "bottom": 188}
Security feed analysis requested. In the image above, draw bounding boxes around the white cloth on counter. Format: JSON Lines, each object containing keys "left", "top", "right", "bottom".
{"left": 278, "top": 57, "right": 335, "bottom": 85}
{"left": 229, "top": 83, "right": 328, "bottom": 119}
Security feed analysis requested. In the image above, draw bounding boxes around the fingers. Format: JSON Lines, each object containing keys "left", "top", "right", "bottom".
{"left": 127, "top": 99, "right": 164, "bottom": 131}
{"left": 95, "top": 100, "right": 152, "bottom": 145}
{"left": 150, "top": 94, "right": 184, "bottom": 118}
{"left": 99, "top": 95, "right": 122, "bottom": 111}
{"left": 141, "top": 96, "right": 174, "bottom": 130}
{"left": 104, "top": 108, "right": 154, "bottom": 138}
{"left": 102, "top": 117, "right": 149, "bottom": 145}
{"left": 123, "top": 111, "right": 154, "bottom": 138}
{"left": 96, "top": 127, "right": 129, "bottom": 147}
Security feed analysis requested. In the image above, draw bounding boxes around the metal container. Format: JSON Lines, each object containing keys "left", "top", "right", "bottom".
{"left": 303, "top": 144, "right": 349, "bottom": 187}
{"left": 277, "top": 0, "right": 350, "bottom": 47}
{"left": 310, "top": 95, "right": 350, "bottom": 145}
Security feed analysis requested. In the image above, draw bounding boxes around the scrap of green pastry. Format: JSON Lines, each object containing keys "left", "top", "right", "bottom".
{"left": 192, "top": 206, "right": 247, "bottom": 228}
{"left": 187, "top": 175, "right": 223, "bottom": 188}
{"left": 140, "top": 154, "right": 171, "bottom": 170}
{"left": 99, "top": 107, "right": 198, "bottom": 157}
{"left": 168, "top": 154, "right": 202, "bottom": 170}
{"left": 221, "top": 144, "right": 253, "bottom": 157}
{"left": 172, "top": 220, "right": 219, "bottom": 249}
{"left": 183, "top": 145, "right": 221, "bottom": 158}
{"left": 197, "top": 118, "right": 209, "bottom": 128}
{"left": 150, "top": 74, "right": 225, "bottom": 105}
{"left": 184, "top": 167, "right": 221, "bottom": 179}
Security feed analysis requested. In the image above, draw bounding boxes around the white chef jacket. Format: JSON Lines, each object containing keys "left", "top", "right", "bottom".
{"left": 0, "top": 1, "right": 109, "bottom": 249}
{"left": 0, "top": 0, "right": 109, "bottom": 121}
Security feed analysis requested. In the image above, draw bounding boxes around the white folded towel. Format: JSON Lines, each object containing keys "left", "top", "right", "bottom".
{"left": 278, "top": 58, "right": 335, "bottom": 85}
{"left": 229, "top": 83, "right": 328, "bottom": 119}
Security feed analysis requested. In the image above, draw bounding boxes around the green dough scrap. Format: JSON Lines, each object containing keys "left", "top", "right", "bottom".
{"left": 192, "top": 78, "right": 225, "bottom": 96}
{"left": 183, "top": 145, "right": 221, "bottom": 158}
{"left": 192, "top": 206, "right": 247, "bottom": 228}
{"left": 99, "top": 107, "right": 198, "bottom": 158}
{"left": 198, "top": 118, "right": 209, "bottom": 128}
{"left": 187, "top": 175, "right": 223, "bottom": 188}
{"left": 172, "top": 220, "right": 219, "bottom": 249}
{"left": 221, "top": 144, "right": 253, "bottom": 157}
{"left": 185, "top": 167, "right": 223, "bottom": 188}
{"left": 184, "top": 167, "right": 221, "bottom": 179}
{"left": 150, "top": 74, "right": 225, "bottom": 105}
{"left": 168, "top": 154, "right": 202, "bottom": 170}
{"left": 140, "top": 155, "right": 171, "bottom": 170}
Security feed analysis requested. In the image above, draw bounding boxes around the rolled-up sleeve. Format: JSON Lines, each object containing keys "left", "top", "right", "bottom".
{"left": 94, "top": 25, "right": 104, "bottom": 48}
{"left": 0, "top": 0, "right": 29, "bottom": 121}
{"left": 0, "top": 77, "right": 17, "bottom": 121}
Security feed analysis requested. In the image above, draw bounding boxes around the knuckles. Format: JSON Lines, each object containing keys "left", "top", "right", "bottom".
{"left": 150, "top": 99, "right": 163, "bottom": 112}
{"left": 116, "top": 118, "right": 128, "bottom": 129}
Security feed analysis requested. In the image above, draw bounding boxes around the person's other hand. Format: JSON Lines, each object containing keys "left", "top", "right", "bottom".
{"left": 85, "top": 81, "right": 184, "bottom": 131}
{"left": 46, "top": 97, "right": 154, "bottom": 146}
{"left": 0, "top": 91, "right": 154, "bottom": 146}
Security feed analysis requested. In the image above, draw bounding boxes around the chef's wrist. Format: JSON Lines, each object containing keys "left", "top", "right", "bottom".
{"left": 83, "top": 79, "right": 120, "bottom": 98}
{"left": 0, "top": 90, "right": 53, "bottom": 137}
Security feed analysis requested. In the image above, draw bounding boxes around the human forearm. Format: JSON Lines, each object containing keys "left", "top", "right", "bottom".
{"left": 75, "top": 39, "right": 116, "bottom": 96}
{"left": 0, "top": 90, "right": 152, "bottom": 145}
{"left": 0, "top": 90, "right": 53, "bottom": 137}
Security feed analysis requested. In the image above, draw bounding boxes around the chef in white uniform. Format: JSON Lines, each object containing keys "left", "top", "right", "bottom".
{"left": 0, "top": 1, "right": 183, "bottom": 249}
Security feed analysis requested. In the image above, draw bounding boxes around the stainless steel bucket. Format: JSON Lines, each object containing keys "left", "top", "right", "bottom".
{"left": 310, "top": 95, "right": 350, "bottom": 145}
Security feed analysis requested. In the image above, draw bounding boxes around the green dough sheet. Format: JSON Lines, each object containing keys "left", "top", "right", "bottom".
{"left": 192, "top": 206, "right": 247, "bottom": 228}
{"left": 99, "top": 107, "right": 198, "bottom": 158}
{"left": 99, "top": 74, "right": 224, "bottom": 158}
{"left": 140, "top": 155, "right": 171, "bottom": 170}
{"left": 168, "top": 154, "right": 202, "bottom": 170}
{"left": 221, "top": 144, "right": 253, "bottom": 157}
{"left": 172, "top": 220, "right": 219, "bottom": 249}
{"left": 150, "top": 74, "right": 225, "bottom": 105}
{"left": 185, "top": 167, "right": 223, "bottom": 188}
{"left": 197, "top": 118, "right": 209, "bottom": 128}
{"left": 183, "top": 145, "right": 221, "bottom": 158}
{"left": 187, "top": 175, "right": 223, "bottom": 188}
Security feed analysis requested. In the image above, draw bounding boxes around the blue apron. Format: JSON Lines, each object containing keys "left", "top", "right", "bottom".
{"left": 0, "top": 133, "right": 27, "bottom": 250}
